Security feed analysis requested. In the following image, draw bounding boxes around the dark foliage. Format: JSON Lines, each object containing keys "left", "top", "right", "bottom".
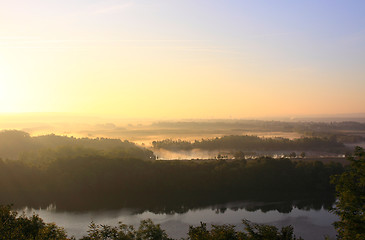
{"left": 0, "top": 205, "right": 69, "bottom": 240}
{"left": 186, "top": 220, "right": 304, "bottom": 240}
{"left": 152, "top": 135, "right": 347, "bottom": 153}
{"left": 0, "top": 151, "right": 343, "bottom": 211}
{"left": 331, "top": 147, "right": 365, "bottom": 240}
{"left": 80, "top": 219, "right": 172, "bottom": 240}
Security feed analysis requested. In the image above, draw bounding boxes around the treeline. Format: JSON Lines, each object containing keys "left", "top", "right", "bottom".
{"left": 0, "top": 205, "right": 304, "bottom": 240}
{"left": 152, "top": 120, "right": 365, "bottom": 132}
{"left": 152, "top": 135, "right": 347, "bottom": 153}
{"left": 0, "top": 130, "right": 155, "bottom": 161}
{"left": 0, "top": 152, "right": 343, "bottom": 211}
{"left": 303, "top": 131, "right": 365, "bottom": 144}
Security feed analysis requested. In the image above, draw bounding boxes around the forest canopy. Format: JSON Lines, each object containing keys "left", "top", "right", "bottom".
{"left": 0, "top": 153, "right": 343, "bottom": 211}
{"left": 0, "top": 130, "right": 155, "bottom": 161}
{"left": 152, "top": 135, "right": 347, "bottom": 153}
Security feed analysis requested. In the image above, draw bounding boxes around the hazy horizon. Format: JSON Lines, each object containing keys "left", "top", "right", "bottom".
{"left": 1, "top": 112, "right": 365, "bottom": 149}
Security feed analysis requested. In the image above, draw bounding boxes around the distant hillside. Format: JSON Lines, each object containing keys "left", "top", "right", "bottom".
{"left": 0, "top": 130, "right": 155, "bottom": 161}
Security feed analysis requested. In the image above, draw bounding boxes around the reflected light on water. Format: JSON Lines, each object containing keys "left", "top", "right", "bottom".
{"left": 22, "top": 204, "right": 338, "bottom": 240}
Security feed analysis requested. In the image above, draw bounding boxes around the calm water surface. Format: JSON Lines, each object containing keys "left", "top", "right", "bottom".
{"left": 22, "top": 202, "right": 338, "bottom": 240}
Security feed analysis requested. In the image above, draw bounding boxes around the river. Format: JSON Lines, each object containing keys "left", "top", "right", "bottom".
{"left": 21, "top": 201, "right": 338, "bottom": 240}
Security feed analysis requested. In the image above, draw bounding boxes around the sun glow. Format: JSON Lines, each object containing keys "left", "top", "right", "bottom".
{"left": 0, "top": 1, "right": 364, "bottom": 118}
{"left": 0, "top": 58, "right": 13, "bottom": 112}
{"left": 0, "top": 55, "right": 30, "bottom": 113}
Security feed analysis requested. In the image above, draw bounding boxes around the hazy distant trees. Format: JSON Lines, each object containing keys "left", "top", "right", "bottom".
{"left": 0, "top": 130, "right": 34, "bottom": 159}
{"left": 152, "top": 135, "right": 347, "bottom": 153}
{"left": 0, "top": 130, "right": 155, "bottom": 161}
{"left": 234, "top": 151, "right": 245, "bottom": 160}
{"left": 152, "top": 120, "right": 365, "bottom": 133}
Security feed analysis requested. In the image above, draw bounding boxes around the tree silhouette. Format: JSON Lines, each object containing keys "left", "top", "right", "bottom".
{"left": 331, "top": 146, "right": 365, "bottom": 240}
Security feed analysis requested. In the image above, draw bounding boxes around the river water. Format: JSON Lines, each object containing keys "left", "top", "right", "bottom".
{"left": 22, "top": 201, "right": 338, "bottom": 240}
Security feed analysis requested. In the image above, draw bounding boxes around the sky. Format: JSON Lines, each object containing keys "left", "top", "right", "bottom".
{"left": 0, "top": 0, "right": 364, "bottom": 119}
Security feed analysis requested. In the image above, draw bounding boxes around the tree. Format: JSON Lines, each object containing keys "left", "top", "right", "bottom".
{"left": 136, "top": 219, "right": 171, "bottom": 240}
{"left": 80, "top": 219, "right": 172, "bottom": 240}
{"left": 187, "top": 220, "right": 303, "bottom": 240}
{"left": 234, "top": 151, "right": 245, "bottom": 160}
{"left": 241, "top": 220, "right": 303, "bottom": 240}
{"left": 210, "top": 224, "right": 239, "bottom": 240}
{"left": 0, "top": 205, "right": 68, "bottom": 240}
{"left": 331, "top": 146, "right": 365, "bottom": 240}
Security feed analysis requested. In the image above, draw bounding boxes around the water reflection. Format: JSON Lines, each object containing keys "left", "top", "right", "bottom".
{"left": 21, "top": 196, "right": 338, "bottom": 240}
{"left": 16, "top": 191, "right": 336, "bottom": 214}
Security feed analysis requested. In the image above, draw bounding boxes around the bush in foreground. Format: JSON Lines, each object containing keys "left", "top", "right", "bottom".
{"left": 0, "top": 205, "right": 69, "bottom": 240}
